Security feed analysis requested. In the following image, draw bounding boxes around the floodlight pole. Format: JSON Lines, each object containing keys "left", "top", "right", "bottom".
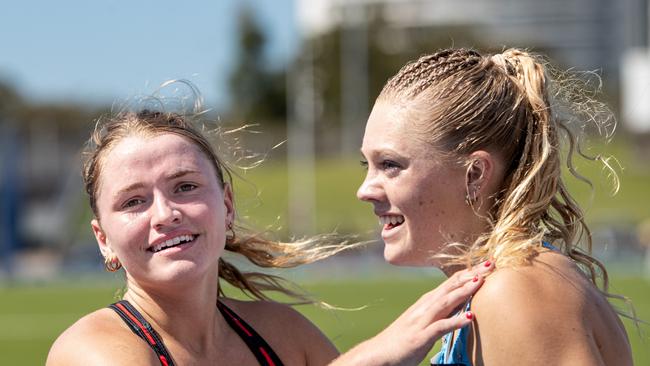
{"left": 340, "top": 2, "right": 369, "bottom": 156}
{"left": 287, "top": 41, "right": 317, "bottom": 237}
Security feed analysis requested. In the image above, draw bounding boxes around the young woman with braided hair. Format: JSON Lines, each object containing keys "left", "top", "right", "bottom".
{"left": 46, "top": 108, "right": 494, "bottom": 366}
{"left": 357, "top": 48, "right": 633, "bottom": 365}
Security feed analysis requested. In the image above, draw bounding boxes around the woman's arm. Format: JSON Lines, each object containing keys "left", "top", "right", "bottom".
{"left": 329, "top": 261, "right": 494, "bottom": 366}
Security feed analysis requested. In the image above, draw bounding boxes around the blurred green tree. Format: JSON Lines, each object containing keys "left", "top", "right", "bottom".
{"left": 305, "top": 3, "right": 493, "bottom": 154}
{"left": 228, "top": 6, "right": 287, "bottom": 127}
{"left": 226, "top": 3, "right": 503, "bottom": 151}
{"left": 0, "top": 80, "right": 25, "bottom": 119}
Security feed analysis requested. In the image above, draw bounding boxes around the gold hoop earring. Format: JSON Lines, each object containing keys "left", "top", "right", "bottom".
{"left": 104, "top": 255, "right": 122, "bottom": 272}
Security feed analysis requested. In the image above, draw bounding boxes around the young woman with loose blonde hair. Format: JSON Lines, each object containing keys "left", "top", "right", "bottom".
{"left": 357, "top": 47, "right": 633, "bottom": 365}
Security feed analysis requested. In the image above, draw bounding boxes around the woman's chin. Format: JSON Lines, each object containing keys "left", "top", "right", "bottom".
{"left": 383, "top": 247, "right": 424, "bottom": 267}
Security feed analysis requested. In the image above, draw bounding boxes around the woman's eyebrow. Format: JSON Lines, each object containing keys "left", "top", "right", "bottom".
{"left": 165, "top": 169, "right": 201, "bottom": 180}
{"left": 114, "top": 170, "right": 201, "bottom": 198}
{"left": 113, "top": 182, "right": 146, "bottom": 199}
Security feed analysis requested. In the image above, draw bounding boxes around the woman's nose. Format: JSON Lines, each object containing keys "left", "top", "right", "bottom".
{"left": 357, "top": 175, "right": 382, "bottom": 203}
{"left": 151, "top": 195, "right": 181, "bottom": 229}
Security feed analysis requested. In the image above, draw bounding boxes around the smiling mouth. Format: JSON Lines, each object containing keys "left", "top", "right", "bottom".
{"left": 149, "top": 234, "right": 198, "bottom": 253}
{"left": 379, "top": 215, "right": 405, "bottom": 230}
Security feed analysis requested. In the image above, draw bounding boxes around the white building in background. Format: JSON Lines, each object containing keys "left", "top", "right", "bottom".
{"left": 622, "top": 49, "right": 650, "bottom": 133}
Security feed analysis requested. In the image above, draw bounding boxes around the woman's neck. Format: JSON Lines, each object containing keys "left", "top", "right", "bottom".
{"left": 122, "top": 272, "right": 228, "bottom": 355}
{"left": 440, "top": 263, "right": 465, "bottom": 277}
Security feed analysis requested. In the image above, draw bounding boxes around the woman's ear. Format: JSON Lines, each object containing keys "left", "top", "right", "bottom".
{"left": 222, "top": 183, "right": 235, "bottom": 227}
{"left": 91, "top": 219, "right": 111, "bottom": 256}
{"left": 465, "top": 150, "right": 495, "bottom": 198}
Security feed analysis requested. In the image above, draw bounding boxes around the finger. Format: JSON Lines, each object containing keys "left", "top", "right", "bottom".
{"left": 438, "top": 274, "right": 483, "bottom": 314}
{"left": 422, "top": 274, "right": 484, "bottom": 324}
{"left": 425, "top": 310, "right": 474, "bottom": 340}
{"left": 464, "top": 259, "right": 495, "bottom": 281}
{"left": 424, "top": 260, "right": 494, "bottom": 300}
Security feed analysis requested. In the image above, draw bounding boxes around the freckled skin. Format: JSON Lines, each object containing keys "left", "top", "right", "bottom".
{"left": 357, "top": 101, "right": 483, "bottom": 266}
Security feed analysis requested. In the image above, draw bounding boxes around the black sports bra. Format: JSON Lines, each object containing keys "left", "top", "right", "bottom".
{"left": 108, "top": 300, "right": 284, "bottom": 366}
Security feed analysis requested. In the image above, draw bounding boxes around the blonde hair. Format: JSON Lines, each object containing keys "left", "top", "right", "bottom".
{"left": 83, "top": 109, "right": 352, "bottom": 302}
{"left": 378, "top": 48, "right": 616, "bottom": 292}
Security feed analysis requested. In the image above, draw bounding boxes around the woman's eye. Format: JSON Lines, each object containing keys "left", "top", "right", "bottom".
{"left": 123, "top": 198, "right": 144, "bottom": 209}
{"left": 381, "top": 160, "right": 400, "bottom": 170}
{"left": 177, "top": 183, "right": 197, "bottom": 193}
{"left": 359, "top": 160, "right": 368, "bottom": 170}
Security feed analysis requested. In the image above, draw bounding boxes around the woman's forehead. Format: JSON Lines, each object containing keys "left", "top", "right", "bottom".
{"left": 111, "top": 133, "right": 189, "bottom": 158}
{"left": 362, "top": 101, "right": 430, "bottom": 155}
{"left": 97, "top": 134, "right": 210, "bottom": 189}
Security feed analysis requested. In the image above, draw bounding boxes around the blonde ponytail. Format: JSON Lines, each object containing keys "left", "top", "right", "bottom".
{"left": 379, "top": 48, "right": 618, "bottom": 292}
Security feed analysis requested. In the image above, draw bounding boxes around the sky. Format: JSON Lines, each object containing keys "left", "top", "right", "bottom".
{"left": 0, "top": 0, "right": 299, "bottom": 110}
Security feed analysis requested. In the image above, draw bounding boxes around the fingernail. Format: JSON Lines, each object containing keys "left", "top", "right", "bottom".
{"left": 465, "top": 311, "right": 473, "bottom": 320}
{"left": 484, "top": 260, "right": 492, "bottom": 267}
{"left": 472, "top": 275, "right": 479, "bottom": 282}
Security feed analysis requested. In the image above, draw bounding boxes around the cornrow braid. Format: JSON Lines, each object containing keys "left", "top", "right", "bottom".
{"left": 382, "top": 48, "right": 482, "bottom": 98}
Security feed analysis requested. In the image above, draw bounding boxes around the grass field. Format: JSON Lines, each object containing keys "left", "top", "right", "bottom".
{"left": 1, "top": 275, "right": 648, "bottom": 365}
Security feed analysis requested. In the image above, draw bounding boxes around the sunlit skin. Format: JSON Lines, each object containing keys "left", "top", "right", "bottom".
{"left": 46, "top": 121, "right": 499, "bottom": 366}
{"left": 356, "top": 100, "right": 632, "bottom": 365}
{"left": 357, "top": 101, "right": 499, "bottom": 272}
{"left": 48, "top": 132, "right": 347, "bottom": 365}
{"left": 91, "top": 133, "right": 233, "bottom": 297}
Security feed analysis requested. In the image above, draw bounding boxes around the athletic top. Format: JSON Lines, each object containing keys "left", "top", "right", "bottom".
{"left": 430, "top": 301, "right": 472, "bottom": 366}
{"left": 108, "top": 300, "right": 284, "bottom": 366}
{"left": 431, "top": 242, "right": 559, "bottom": 366}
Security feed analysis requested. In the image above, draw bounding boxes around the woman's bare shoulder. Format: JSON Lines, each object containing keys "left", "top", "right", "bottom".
{"left": 475, "top": 251, "right": 593, "bottom": 307}
{"left": 221, "top": 298, "right": 338, "bottom": 364}
{"left": 46, "top": 308, "right": 159, "bottom": 366}
{"left": 470, "top": 252, "right": 610, "bottom": 365}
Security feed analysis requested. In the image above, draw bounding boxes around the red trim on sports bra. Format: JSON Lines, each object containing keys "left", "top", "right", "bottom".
{"left": 112, "top": 301, "right": 175, "bottom": 366}
{"left": 159, "top": 355, "right": 170, "bottom": 366}
{"left": 259, "top": 347, "right": 276, "bottom": 366}
{"left": 109, "top": 300, "right": 284, "bottom": 366}
{"left": 219, "top": 305, "right": 254, "bottom": 337}
{"left": 115, "top": 302, "right": 157, "bottom": 346}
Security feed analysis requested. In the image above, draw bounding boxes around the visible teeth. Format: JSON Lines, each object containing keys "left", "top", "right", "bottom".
{"left": 379, "top": 215, "right": 404, "bottom": 227}
{"left": 151, "top": 235, "right": 194, "bottom": 252}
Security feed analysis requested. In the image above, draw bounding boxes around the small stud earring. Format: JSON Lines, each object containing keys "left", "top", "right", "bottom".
{"left": 465, "top": 185, "right": 480, "bottom": 206}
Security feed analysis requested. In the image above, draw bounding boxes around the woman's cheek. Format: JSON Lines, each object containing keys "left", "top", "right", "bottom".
{"left": 120, "top": 211, "right": 148, "bottom": 227}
